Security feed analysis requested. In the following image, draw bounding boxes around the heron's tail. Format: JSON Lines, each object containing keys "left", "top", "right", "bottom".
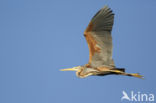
{"left": 114, "top": 68, "right": 125, "bottom": 72}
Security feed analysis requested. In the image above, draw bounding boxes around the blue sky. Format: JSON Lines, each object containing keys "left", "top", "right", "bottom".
{"left": 0, "top": 0, "right": 156, "bottom": 103}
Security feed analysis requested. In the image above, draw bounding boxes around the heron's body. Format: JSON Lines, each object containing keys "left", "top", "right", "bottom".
{"left": 60, "top": 6, "right": 143, "bottom": 79}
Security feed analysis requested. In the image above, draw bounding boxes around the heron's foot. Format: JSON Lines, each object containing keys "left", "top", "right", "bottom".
{"left": 128, "top": 73, "right": 144, "bottom": 79}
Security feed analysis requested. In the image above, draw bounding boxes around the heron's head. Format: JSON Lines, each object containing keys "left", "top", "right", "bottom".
{"left": 60, "top": 66, "right": 92, "bottom": 78}
{"left": 60, "top": 66, "right": 82, "bottom": 72}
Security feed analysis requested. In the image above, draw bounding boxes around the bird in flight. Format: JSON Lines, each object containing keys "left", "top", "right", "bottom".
{"left": 60, "top": 6, "right": 143, "bottom": 79}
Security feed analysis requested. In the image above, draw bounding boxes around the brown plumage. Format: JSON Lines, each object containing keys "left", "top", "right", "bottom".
{"left": 60, "top": 6, "right": 143, "bottom": 79}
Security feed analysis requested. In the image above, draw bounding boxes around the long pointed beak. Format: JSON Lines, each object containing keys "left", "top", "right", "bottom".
{"left": 60, "top": 68, "right": 77, "bottom": 71}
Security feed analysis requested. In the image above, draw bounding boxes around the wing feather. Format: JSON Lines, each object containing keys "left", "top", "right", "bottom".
{"left": 84, "top": 6, "right": 115, "bottom": 68}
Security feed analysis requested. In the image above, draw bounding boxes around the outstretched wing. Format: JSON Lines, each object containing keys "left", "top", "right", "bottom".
{"left": 84, "top": 6, "right": 115, "bottom": 68}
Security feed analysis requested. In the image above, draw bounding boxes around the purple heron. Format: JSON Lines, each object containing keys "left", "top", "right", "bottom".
{"left": 60, "top": 6, "right": 143, "bottom": 79}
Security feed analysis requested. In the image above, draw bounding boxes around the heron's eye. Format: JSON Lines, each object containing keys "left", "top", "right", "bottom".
{"left": 84, "top": 34, "right": 86, "bottom": 37}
